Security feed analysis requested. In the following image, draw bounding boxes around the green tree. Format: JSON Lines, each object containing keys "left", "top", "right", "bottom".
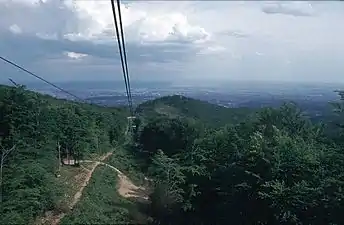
{"left": 148, "top": 150, "right": 185, "bottom": 224}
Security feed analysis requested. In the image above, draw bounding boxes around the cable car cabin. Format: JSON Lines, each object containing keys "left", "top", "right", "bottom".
{"left": 126, "top": 116, "right": 137, "bottom": 131}
{"left": 127, "top": 116, "right": 136, "bottom": 125}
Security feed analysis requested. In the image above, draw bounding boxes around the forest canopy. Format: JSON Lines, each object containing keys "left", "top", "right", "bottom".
{"left": 1, "top": 85, "right": 344, "bottom": 225}
{"left": 134, "top": 93, "right": 344, "bottom": 225}
{"left": 0, "top": 85, "right": 128, "bottom": 224}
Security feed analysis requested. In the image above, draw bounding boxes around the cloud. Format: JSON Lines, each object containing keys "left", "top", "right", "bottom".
{"left": 0, "top": 30, "right": 197, "bottom": 64}
{"left": 0, "top": 0, "right": 212, "bottom": 82}
{"left": 261, "top": 1, "right": 316, "bottom": 17}
{"left": 9, "top": 24, "right": 22, "bottom": 34}
{"left": 36, "top": 33, "right": 58, "bottom": 40}
{"left": 0, "top": 1, "right": 344, "bottom": 84}
{"left": 0, "top": 0, "right": 210, "bottom": 45}
{"left": 64, "top": 51, "right": 88, "bottom": 60}
{"left": 255, "top": 51, "right": 265, "bottom": 56}
{"left": 198, "top": 45, "right": 226, "bottom": 55}
{"left": 217, "top": 30, "right": 249, "bottom": 38}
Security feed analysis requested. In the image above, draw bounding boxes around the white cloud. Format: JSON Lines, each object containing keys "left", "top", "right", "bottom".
{"left": 9, "top": 24, "right": 21, "bottom": 34}
{"left": 0, "top": 0, "right": 210, "bottom": 45}
{"left": 261, "top": 1, "right": 316, "bottom": 17}
{"left": 5, "top": 0, "right": 46, "bottom": 7}
{"left": 0, "top": 1, "right": 344, "bottom": 83}
{"left": 255, "top": 52, "right": 265, "bottom": 56}
{"left": 64, "top": 51, "right": 88, "bottom": 60}
{"left": 198, "top": 45, "right": 226, "bottom": 55}
{"left": 35, "top": 32, "right": 57, "bottom": 40}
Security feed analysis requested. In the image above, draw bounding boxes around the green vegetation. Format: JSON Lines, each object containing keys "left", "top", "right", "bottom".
{"left": 133, "top": 95, "right": 344, "bottom": 225}
{"left": 136, "top": 95, "right": 253, "bottom": 127}
{"left": 3, "top": 84, "right": 344, "bottom": 225}
{"left": 0, "top": 85, "right": 127, "bottom": 224}
{"left": 105, "top": 146, "right": 145, "bottom": 185}
{"left": 60, "top": 167, "right": 130, "bottom": 225}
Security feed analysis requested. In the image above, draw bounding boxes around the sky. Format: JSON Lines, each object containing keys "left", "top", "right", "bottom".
{"left": 0, "top": 0, "right": 343, "bottom": 84}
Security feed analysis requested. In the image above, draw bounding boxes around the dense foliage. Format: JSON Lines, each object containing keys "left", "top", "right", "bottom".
{"left": 2, "top": 84, "right": 344, "bottom": 225}
{"left": 0, "top": 85, "right": 127, "bottom": 224}
{"left": 60, "top": 167, "right": 130, "bottom": 225}
{"left": 136, "top": 95, "right": 253, "bottom": 128}
{"left": 133, "top": 95, "right": 344, "bottom": 225}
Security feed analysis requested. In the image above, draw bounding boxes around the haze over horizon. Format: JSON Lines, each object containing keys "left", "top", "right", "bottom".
{"left": 0, "top": 1, "right": 343, "bottom": 84}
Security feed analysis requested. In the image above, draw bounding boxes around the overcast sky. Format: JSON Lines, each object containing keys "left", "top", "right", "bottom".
{"left": 0, "top": 0, "right": 343, "bottom": 84}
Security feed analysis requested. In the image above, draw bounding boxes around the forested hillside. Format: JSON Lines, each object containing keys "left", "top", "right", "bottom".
{"left": 2, "top": 85, "right": 344, "bottom": 225}
{"left": 0, "top": 85, "right": 128, "bottom": 224}
{"left": 136, "top": 95, "right": 254, "bottom": 127}
{"left": 133, "top": 94, "right": 344, "bottom": 225}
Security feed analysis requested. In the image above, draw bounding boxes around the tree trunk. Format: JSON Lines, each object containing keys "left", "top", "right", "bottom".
{"left": 67, "top": 148, "right": 70, "bottom": 165}
{"left": 0, "top": 155, "right": 3, "bottom": 204}
{"left": 0, "top": 145, "right": 16, "bottom": 203}
{"left": 58, "top": 141, "right": 61, "bottom": 171}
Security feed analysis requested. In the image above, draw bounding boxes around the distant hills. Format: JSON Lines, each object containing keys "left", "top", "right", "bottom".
{"left": 136, "top": 95, "right": 255, "bottom": 127}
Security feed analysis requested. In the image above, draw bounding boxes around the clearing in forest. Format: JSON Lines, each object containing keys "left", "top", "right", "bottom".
{"left": 35, "top": 152, "right": 113, "bottom": 225}
{"left": 36, "top": 151, "right": 150, "bottom": 225}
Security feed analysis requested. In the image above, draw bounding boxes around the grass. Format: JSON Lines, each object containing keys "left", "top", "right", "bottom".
{"left": 154, "top": 104, "right": 181, "bottom": 118}
{"left": 33, "top": 165, "right": 89, "bottom": 225}
{"left": 57, "top": 166, "right": 89, "bottom": 206}
{"left": 59, "top": 166, "right": 149, "bottom": 224}
{"left": 104, "top": 147, "right": 146, "bottom": 186}
{"left": 33, "top": 151, "right": 114, "bottom": 225}
{"left": 49, "top": 146, "right": 151, "bottom": 225}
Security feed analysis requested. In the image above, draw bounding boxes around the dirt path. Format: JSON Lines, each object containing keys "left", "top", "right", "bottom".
{"left": 37, "top": 152, "right": 149, "bottom": 225}
{"left": 68, "top": 152, "right": 113, "bottom": 209}
{"left": 79, "top": 160, "right": 149, "bottom": 201}
{"left": 37, "top": 152, "right": 113, "bottom": 225}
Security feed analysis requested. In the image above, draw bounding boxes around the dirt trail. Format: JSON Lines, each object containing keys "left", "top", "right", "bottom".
{"left": 69, "top": 152, "right": 113, "bottom": 209}
{"left": 37, "top": 152, "right": 149, "bottom": 225}
{"left": 79, "top": 160, "right": 149, "bottom": 201}
{"left": 116, "top": 171, "right": 149, "bottom": 201}
{"left": 37, "top": 152, "right": 113, "bottom": 225}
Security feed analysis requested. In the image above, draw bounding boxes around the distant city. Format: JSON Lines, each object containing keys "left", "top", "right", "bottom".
{"left": 4, "top": 80, "right": 343, "bottom": 118}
